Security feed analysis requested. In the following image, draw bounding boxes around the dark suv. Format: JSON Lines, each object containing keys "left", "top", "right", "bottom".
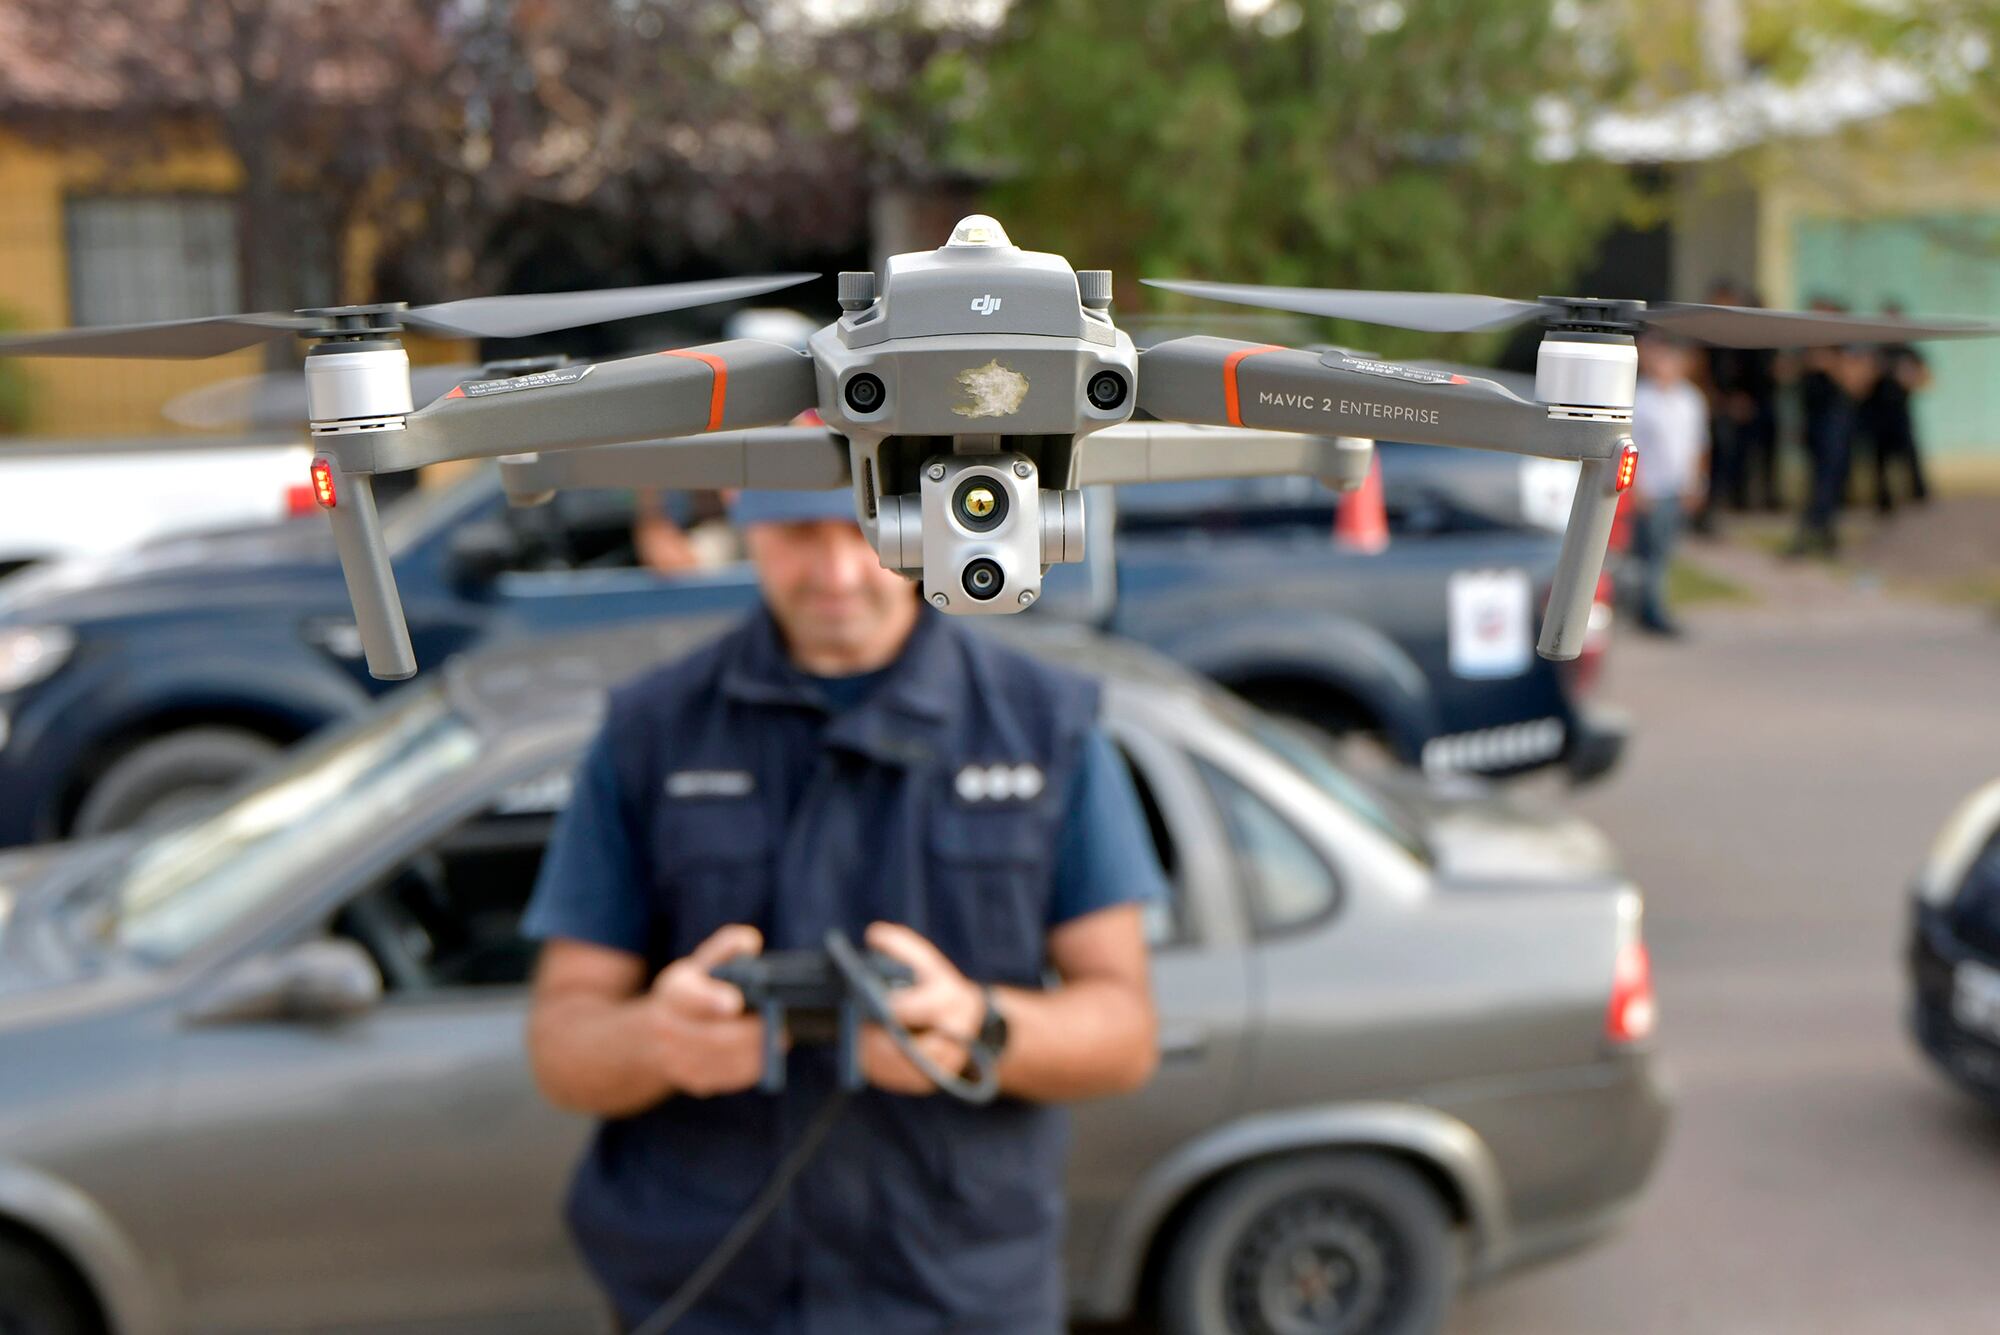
{"left": 0, "top": 456, "right": 1623, "bottom": 845}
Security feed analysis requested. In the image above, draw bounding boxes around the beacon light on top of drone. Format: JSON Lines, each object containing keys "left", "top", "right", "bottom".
{"left": 5, "top": 215, "right": 1997, "bottom": 682}
{"left": 948, "top": 215, "right": 1011, "bottom": 247}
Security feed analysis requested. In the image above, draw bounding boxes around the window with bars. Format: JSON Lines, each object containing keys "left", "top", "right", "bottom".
{"left": 65, "top": 195, "right": 241, "bottom": 326}
{"left": 63, "top": 194, "right": 336, "bottom": 326}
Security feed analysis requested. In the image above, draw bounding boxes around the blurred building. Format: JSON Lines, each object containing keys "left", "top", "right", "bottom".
{"left": 1581, "top": 61, "right": 2000, "bottom": 479}
{"left": 0, "top": 5, "right": 443, "bottom": 439}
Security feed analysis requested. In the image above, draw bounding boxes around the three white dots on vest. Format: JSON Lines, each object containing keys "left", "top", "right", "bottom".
{"left": 955, "top": 763, "right": 1046, "bottom": 803}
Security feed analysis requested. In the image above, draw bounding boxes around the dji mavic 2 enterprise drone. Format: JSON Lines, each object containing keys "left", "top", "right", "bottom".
{"left": 7, "top": 214, "right": 1998, "bottom": 681}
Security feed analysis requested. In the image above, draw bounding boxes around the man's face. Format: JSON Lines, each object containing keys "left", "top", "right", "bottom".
{"left": 745, "top": 519, "right": 918, "bottom": 667}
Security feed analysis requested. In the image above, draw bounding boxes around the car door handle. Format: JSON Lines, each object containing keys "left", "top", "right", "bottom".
{"left": 1158, "top": 1026, "right": 1209, "bottom": 1063}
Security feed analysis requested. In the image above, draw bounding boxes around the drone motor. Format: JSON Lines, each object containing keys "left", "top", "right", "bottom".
{"left": 298, "top": 305, "right": 419, "bottom": 436}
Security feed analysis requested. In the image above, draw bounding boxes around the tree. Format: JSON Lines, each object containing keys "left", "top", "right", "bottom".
{"left": 951, "top": 0, "right": 1643, "bottom": 356}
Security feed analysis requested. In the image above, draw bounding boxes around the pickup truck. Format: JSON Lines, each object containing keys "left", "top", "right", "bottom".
{"left": 0, "top": 459, "right": 1624, "bottom": 844}
{"left": 0, "top": 437, "right": 314, "bottom": 579}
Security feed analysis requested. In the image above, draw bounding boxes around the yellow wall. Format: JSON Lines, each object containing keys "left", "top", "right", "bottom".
{"left": 0, "top": 128, "right": 268, "bottom": 435}
{"left": 0, "top": 128, "right": 465, "bottom": 438}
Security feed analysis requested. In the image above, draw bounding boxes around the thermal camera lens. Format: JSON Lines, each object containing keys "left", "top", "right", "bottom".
{"left": 952, "top": 474, "right": 1009, "bottom": 532}
{"left": 844, "top": 373, "right": 885, "bottom": 413}
{"left": 962, "top": 558, "right": 1003, "bottom": 601}
{"left": 1086, "top": 371, "right": 1127, "bottom": 410}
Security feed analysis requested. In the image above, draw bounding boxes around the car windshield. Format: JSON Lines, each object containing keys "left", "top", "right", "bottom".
{"left": 1243, "top": 714, "right": 1433, "bottom": 865}
{"left": 90, "top": 691, "right": 484, "bottom": 964}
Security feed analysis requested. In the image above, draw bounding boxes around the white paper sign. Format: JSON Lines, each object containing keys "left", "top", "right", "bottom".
{"left": 1518, "top": 458, "right": 1581, "bottom": 534}
{"left": 1449, "top": 568, "right": 1533, "bottom": 679}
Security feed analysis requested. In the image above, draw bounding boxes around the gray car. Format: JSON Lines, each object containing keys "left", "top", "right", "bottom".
{"left": 0, "top": 619, "right": 1667, "bottom": 1335}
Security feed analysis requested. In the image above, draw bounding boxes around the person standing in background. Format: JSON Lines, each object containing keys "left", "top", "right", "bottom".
{"left": 1701, "top": 281, "right": 1781, "bottom": 519}
{"left": 1788, "top": 300, "right": 1873, "bottom": 557}
{"left": 1860, "top": 301, "right": 1933, "bottom": 514}
{"left": 1629, "top": 333, "right": 1709, "bottom": 636}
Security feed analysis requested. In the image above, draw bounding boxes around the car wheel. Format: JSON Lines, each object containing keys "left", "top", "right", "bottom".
{"left": 0, "top": 1239, "right": 95, "bottom": 1335}
{"left": 72, "top": 727, "right": 284, "bottom": 837}
{"left": 1160, "top": 1153, "right": 1456, "bottom": 1335}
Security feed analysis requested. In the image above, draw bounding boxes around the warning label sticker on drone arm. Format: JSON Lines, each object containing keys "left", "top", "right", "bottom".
{"left": 1326, "top": 354, "right": 1469, "bottom": 387}
{"left": 447, "top": 365, "right": 595, "bottom": 399}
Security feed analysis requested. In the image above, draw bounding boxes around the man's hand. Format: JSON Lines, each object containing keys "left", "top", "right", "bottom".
{"left": 860, "top": 921, "right": 987, "bottom": 1096}
{"left": 648, "top": 925, "right": 771, "bottom": 1098}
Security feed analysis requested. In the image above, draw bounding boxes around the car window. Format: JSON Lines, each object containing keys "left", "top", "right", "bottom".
{"left": 1115, "top": 745, "right": 1187, "bottom": 950}
{"left": 498, "top": 488, "right": 743, "bottom": 576}
{"left": 333, "top": 765, "right": 576, "bottom": 992}
{"left": 97, "top": 692, "right": 485, "bottom": 964}
{"left": 1241, "top": 715, "right": 1431, "bottom": 866}
{"left": 1197, "top": 760, "right": 1340, "bottom": 937}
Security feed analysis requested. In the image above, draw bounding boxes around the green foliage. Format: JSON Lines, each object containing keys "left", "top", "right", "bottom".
{"left": 1631, "top": 0, "right": 2000, "bottom": 150}
{"left": 950, "top": 0, "right": 1641, "bottom": 357}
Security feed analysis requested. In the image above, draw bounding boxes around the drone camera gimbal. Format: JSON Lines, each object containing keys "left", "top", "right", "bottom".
{"left": 8, "top": 214, "right": 1996, "bottom": 681}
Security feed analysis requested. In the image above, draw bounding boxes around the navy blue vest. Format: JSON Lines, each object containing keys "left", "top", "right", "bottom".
{"left": 565, "top": 606, "right": 1100, "bottom": 1335}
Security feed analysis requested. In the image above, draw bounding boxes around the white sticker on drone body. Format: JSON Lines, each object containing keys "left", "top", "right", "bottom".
{"left": 953, "top": 359, "right": 1029, "bottom": 418}
{"left": 1447, "top": 569, "right": 1532, "bottom": 680}
{"left": 955, "top": 763, "right": 1046, "bottom": 803}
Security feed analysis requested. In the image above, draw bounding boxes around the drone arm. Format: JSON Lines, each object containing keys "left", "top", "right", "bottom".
{"left": 1137, "top": 336, "right": 1618, "bottom": 461}
{"left": 309, "top": 340, "right": 817, "bottom": 681}
{"left": 1137, "top": 337, "right": 1631, "bottom": 660}
{"left": 499, "top": 426, "right": 851, "bottom": 503}
{"left": 1076, "top": 422, "right": 1372, "bottom": 489}
{"left": 364, "top": 340, "right": 820, "bottom": 472}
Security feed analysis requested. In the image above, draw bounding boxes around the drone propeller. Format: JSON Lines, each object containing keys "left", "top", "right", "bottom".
{"left": 0, "top": 273, "right": 818, "bottom": 359}
{"left": 1143, "top": 278, "right": 2000, "bottom": 348}
{"left": 164, "top": 363, "right": 480, "bottom": 429}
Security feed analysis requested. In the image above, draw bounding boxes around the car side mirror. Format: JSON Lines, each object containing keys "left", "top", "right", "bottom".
{"left": 186, "top": 938, "right": 383, "bottom": 1026}
{"left": 446, "top": 518, "right": 519, "bottom": 589}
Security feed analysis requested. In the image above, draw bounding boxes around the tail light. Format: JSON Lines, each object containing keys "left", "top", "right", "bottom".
{"left": 1606, "top": 937, "right": 1656, "bottom": 1043}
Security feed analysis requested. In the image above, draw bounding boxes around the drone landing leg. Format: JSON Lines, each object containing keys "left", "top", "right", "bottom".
{"left": 314, "top": 460, "right": 416, "bottom": 680}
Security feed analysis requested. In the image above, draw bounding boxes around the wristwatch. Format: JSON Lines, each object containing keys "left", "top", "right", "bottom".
{"left": 976, "top": 985, "right": 1010, "bottom": 1057}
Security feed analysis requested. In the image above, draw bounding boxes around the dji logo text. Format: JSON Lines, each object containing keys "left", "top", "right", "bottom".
{"left": 969, "top": 294, "right": 1003, "bottom": 316}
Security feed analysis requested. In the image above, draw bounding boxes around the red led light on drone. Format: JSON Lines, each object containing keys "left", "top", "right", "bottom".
{"left": 310, "top": 458, "right": 337, "bottom": 509}
{"left": 1614, "top": 442, "right": 1638, "bottom": 494}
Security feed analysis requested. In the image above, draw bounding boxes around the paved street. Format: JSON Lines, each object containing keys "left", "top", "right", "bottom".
{"left": 1451, "top": 558, "right": 2000, "bottom": 1334}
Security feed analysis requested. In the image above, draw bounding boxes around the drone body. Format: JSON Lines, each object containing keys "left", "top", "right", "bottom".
{"left": 7, "top": 213, "right": 1996, "bottom": 681}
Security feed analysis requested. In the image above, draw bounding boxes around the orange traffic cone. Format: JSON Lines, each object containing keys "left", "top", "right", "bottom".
{"left": 1334, "top": 453, "right": 1389, "bottom": 553}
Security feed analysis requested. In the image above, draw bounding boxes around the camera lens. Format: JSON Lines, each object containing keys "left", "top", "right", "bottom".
{"left": 844, "top": 373, "right": 886, "bottom": 413}
{"left": 952, "top": 475, "right": 1009, "bottom": 532}
{"left": 961, "top": 558, "right": 1003, "bottom": 601}
{"left": 1086, "top": 371, "right": 1128, "bottom": 410}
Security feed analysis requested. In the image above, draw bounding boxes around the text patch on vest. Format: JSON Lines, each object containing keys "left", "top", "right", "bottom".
{"left": 665, "top": 769, "right": 756, "bottom": 799}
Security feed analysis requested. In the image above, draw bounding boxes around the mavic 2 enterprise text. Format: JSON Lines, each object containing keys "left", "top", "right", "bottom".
{"left": 1257, "top": 390, "right": 1442, "bottom": 426}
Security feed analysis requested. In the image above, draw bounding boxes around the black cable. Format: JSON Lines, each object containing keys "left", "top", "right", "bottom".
{"left": 625, "top": 1089, "right": 851, "bottom": 1335}
{"left": 625, "top": 930, "right": 1000, "bottom": 1333}
{"left": 824, "top": 928, "right": 1000, "bottom": 1105}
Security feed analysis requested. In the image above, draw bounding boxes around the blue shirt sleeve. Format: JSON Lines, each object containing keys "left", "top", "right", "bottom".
{"left": 521, "top": 729, "right": 652, "bottom": 955}
{"left": 1046, "top": 726, "right": 1170, "bottom": 928}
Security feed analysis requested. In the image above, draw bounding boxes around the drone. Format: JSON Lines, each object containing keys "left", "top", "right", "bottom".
{"left": 6, "top": 213, "right": 1997, "bottom": 681}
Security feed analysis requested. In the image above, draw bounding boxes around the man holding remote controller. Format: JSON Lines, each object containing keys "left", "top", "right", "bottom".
{"left": 522, "top": 488, "right": 1166, "bottom": 1334}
